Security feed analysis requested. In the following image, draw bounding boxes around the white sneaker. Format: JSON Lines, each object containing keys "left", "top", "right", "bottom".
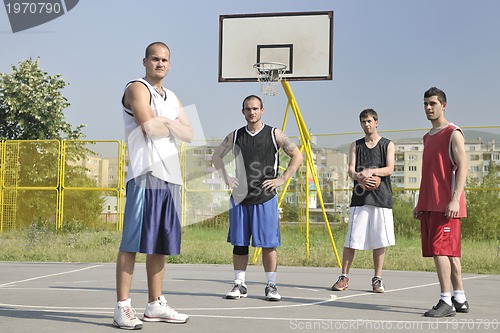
{"left": 113, "top": 298, "right": 143, "bottom": 330}
{"left": 225, "top": 279, "right": 248, "bottom": 299}
{"left": 143, "top": 295, "right": 189, "bottom": 323}
{"left": 265, "top": 282, "right": 281, "bottom": 301}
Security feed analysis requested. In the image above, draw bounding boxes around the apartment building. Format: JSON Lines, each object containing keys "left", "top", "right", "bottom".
{"left": 75, "top": 136, "right": 499, "bottom": 220}
{"left": 393, "top": 138, "right": 500, "bottom": 189}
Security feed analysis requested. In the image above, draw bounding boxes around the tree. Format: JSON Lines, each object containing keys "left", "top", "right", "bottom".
{"left": 392, "top": 190, "right": 420, "bottom": 238}
{"left": 462, "top": 161, "right": 500, "bottom": 241}
{"left": 0, "top": 57, "right": 84, "bottom": 140}
{"left": 0, "top": 58, "right": 105, "bottom": 230}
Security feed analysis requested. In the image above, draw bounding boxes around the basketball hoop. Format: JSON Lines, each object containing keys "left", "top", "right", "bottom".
{"left": 253, "top": 62, "right": 287, "bottom": 96}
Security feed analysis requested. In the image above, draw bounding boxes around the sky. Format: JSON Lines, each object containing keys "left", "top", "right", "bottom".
{"left": 1, "top": 0, "right": 500, "bottom": 154}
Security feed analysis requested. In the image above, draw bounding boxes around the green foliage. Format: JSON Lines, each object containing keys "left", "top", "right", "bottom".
{"left": 392, "top": 190, "right": 420, "bottom": 238}
{"left": 280, "top": 201, "right": 299, "bottom": 222}
{"left": 0, "top": 57, "right": 85, "bottom": 140}
{"left": 0, "top": 224, "right": 498, "bottom": 274}
{"left": 16, "top": 190, "right": 57, "bottom": 229}
{"left": 0, "top": 58, "right": 106, "bottom": 230}
{"left": 26, "top": 218, "right": 54, "bottom": 247}
{"left": 462, "top": 161, "right": 500, "bottom": 241}
{"left": 194, "top": 210, "right": 229, "bottom": 229}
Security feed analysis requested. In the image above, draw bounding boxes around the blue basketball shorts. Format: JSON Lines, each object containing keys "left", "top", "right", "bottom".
{"left": 227, "top": 196, "right": 281, "bottom": 248}
{"left": 120, "top": 173, "right": 182, "bottom": 255}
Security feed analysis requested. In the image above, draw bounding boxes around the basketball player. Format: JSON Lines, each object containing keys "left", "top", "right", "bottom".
{"left": 413, "top": 87, "right": 469, "bottom": 317}
{"left": 212, "top": 95, "right": 303, "bottom": 301}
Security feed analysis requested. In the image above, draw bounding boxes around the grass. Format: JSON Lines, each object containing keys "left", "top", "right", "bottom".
{"left": 0, "top": 223, "right": 498, "bottom": 274}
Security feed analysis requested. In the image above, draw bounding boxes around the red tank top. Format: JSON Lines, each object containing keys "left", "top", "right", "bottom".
{"left": 416, "top": 124, "right": 467, "bottom": 217}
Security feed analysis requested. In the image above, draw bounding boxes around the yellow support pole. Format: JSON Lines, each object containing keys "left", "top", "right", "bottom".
{"left": 305, "top": 164, "right": 310, "bottom": 262}
{"left": 117, "top": 140, "right": 126, "bottom": 231}
{"left": 179, "top": 142, "right": 187, "bottom": 227}
{"left": 57, "top": 140, "right": 65, "bottom": 231}
{"left": 281, "top": 81, "right": 342, "bottom": 268}
{"left": 0, "top": 141, "right": 4, "bottom": 232}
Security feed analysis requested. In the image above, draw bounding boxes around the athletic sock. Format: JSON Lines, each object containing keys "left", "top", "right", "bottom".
{"left": 340, "top": 273, "right": 348, "bottom": 278}
{"left": 440, "top": 292, "right": 452, "bottom": 306}
{"left": 265, "top": 271, "right": 277, "bottom": 284}
{"left": 453, "top": 290, "right": 467, "bottom": 303}
{"left": 235, "top": 270, "right": 246, "bottom": 284}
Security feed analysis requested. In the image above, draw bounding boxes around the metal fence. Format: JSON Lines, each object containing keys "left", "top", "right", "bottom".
{"left": 0, "top": 140, "right": 125, "bottom": 231}
{"left": 2, "top": 126, "right": 500, "bottom": 233}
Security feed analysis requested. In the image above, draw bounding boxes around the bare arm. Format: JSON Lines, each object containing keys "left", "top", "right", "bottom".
{"left": 373, "top": 141, "right": 395, "bottom": 177}
{"left": 350, "top": 140, "right": 395, "bottom": 185}
{"left": 357, "top": 141, "right": 395, "bottom": 179}
{"left": 348, "top": 141, "right": 358, "bottom": 180}
{"left": 447, "top": 130, "right": 467, "bottom": 217}
{"left": 160, "top": 100, "right": 193, "bottom": 143}
{"left": 261, "top": 129, "right": 303, "bottom": 191}
{"left": 211, "top": 132, "right": 238, "bottom": 187}
{"left": 124, "top": 82, "right": 171, "bottom": 138}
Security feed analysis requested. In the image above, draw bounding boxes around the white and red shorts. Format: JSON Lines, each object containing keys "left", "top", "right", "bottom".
{"left": 420, "top": 211, "right": 461, "bottom": 257}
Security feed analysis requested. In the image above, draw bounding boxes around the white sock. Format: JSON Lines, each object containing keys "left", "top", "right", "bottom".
{"left": 440, "top": 292, "right": 452, "bottom": 306}
{"left": 266, "top": 271, "right": 277, "bottom": 284}
{"left": 234, "top": 270, "right": 245, "bottom": 284}
{"left": 118, "top": 298, "right": 131, "bottom": 306}
{"left": 453, "top": 290, "right": 466, "bottom": 303}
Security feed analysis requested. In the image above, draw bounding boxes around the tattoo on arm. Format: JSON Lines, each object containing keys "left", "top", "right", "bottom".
{"left": 280, "top": 132, "right": 297, "bottom": 155}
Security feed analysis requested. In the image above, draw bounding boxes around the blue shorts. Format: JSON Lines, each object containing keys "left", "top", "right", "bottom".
{"left": 227, "top": 196, "right": 281, "bottom": 248}
{"left": 120, "top": 173, "right": 182, "bottom": 255}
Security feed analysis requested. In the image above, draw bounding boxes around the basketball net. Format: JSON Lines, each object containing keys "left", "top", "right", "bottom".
{"left": 253, "top": 62, "right": 287, "bottom": 96}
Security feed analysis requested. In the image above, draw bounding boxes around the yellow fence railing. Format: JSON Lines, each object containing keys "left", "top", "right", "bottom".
{"left": 0, "top": 140, "right": 125, "bottom": 231}
{"left": 1, "top": 124, "right": 499, "bottom": 265}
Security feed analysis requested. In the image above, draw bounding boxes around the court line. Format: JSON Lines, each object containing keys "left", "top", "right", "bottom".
{"left": 0, "top": 264, "right": 103, "bottom": 288}
{"left": 334, "top": 275, "right": 489, "bottom": 301}
{"left": 0, "top": 273, "right": 491, "bottom": 318}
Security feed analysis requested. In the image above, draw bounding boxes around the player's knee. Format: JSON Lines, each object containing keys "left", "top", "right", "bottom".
{"left": 233, "top": 246, "right": 249, "bottom": 255}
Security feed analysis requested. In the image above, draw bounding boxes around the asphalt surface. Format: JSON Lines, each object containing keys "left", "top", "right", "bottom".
{"left": 0, "top": 262, "right": 498, "bottom": 333}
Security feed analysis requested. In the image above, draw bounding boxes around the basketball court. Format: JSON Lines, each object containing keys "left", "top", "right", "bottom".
{"left": 2, "top": 9, "right": 497, "bottom": 333}
{"left": 0, "top": 262, "right": 498, "bottom": 333}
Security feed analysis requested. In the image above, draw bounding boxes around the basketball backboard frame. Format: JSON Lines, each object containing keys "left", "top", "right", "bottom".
{"left": 218, "top": 11, "right": 334, "bottom": 82}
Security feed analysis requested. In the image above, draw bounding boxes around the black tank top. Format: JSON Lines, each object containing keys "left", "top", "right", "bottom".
{"left": 231, "top": 124, "right": 279, "bottom": 205}
{"left": 350, "top": 137, "right": 393, "bottom": 208}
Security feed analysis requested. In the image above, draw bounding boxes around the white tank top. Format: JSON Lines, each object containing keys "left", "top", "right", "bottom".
{"left": 122, "top": 78, "right": 182, "bottom": 185}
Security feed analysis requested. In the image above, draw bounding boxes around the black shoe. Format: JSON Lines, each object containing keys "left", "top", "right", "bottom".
{"left": 452, "top": 296, "right": 470, "bottom": 313}
{"left": 424, "top": 299, "right": 456, "bottom": 317}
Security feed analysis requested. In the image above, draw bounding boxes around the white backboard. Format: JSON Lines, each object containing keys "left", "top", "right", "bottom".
{"left": 218, "top": 11, "right": 334, "bottom": 82}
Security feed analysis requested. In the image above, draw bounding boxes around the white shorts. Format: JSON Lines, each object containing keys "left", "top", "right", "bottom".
{"left": 344, "top": 205, "right": 395, "bottom": 250}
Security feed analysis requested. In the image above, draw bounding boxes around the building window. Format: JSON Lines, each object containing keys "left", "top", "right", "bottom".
{"left": 470, "top": 166, "right": 480, "bottom": 172}
{"left": 470, "top": 154, "right": 480, "bottom": 161}
{"left": 408, "top": 165, "right": 417, "bottom": 172}
{"left": 408, "top": 155, "right": 418, "bottom": 161}
{"left": 408, "top": 177, "right": 417, "bottom": 183}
